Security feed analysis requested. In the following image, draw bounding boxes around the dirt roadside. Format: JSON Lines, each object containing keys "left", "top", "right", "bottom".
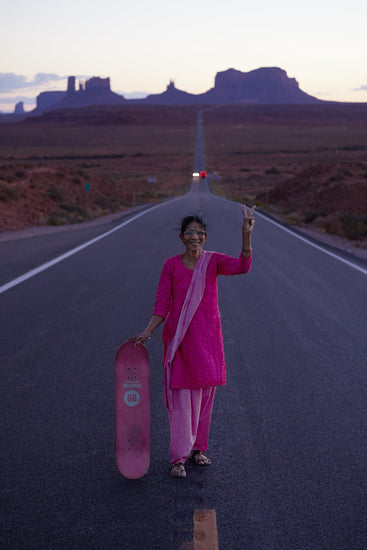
{"left": 1, "top": 202, "right": 366, "bottom": 264}
{"left": 0, "top": 205, "right": 148, "bottom": 243}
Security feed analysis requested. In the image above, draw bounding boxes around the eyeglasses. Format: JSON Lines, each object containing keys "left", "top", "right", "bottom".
{"left": 183, "top": 230, "right": 206, "bottom": 237}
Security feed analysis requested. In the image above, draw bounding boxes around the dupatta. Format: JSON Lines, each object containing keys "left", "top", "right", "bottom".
{"left": 164, "top": 250, "right": 213, "bottom": 409}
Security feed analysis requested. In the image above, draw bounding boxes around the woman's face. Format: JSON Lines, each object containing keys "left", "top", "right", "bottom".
{"left": 180, "top": 221, "right": 207, "bottom": 252}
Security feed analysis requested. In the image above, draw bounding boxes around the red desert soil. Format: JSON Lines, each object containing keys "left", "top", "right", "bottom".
{"left": 203, "top": 104, "right": 367, "bottom": 255}
{"left": 1, "top": 104, "right": 366, "bottom": 257}
{"left": 0, "top": 105, "right": 199, "bottom": 231}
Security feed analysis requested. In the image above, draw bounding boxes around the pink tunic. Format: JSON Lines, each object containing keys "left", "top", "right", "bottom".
{"left": 153, "top": 252, "right": 252, "bottom": 389}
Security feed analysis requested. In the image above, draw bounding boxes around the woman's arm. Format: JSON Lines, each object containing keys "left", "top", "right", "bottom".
{"left": 241, "top": 203, "right": 256, "bottom": 258}
{"left": 131, "top": 315, "right": 164, "bottom": 346}
{"left": 130, "top": 258, "right": 173, "bottom": 346}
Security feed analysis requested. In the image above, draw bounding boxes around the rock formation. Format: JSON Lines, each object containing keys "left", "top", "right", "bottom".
{"left": 14, "top": 101, "right": 25, "bottom": 114}
{"left": 34, "top": 67, "right": 321, "bottom": 113}
{"left": 36, "top": 76, "right": 125, "bottom": 112}
{"left": 85, "top": 77, "right": 111, "bottom": 91}
{"left": 36, "top": 90, "right": 66, "bottom": 111}
{"left": 133, "top": 67, "right": 320, "bottom": 105}
{"left": 67, "top": 76, "right": 76, "bottom": 93}
{"left": 136, "top": 80, "right": 199, "bottom": 105}
{"left": 203, "top": 67, "right": 319, "bottom": 104}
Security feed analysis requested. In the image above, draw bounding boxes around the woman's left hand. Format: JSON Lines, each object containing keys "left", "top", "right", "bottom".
{"left": 242, "top": 204, "right": 256, "bottom": 234}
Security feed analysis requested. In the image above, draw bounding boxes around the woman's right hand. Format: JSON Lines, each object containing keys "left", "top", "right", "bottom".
{"left": 129, "top": 330, "right": 152, "bottom": 347}
{"left": 128, "top": 315, "right": 163, "bottom": 347}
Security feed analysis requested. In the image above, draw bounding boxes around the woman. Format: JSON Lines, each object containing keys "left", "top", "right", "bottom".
{"left": 132, "top": 204, "right": 255, "bottom": 477}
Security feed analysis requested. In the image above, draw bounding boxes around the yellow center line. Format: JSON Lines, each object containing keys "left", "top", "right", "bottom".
{"left": 193, "top": 509, "right": 219, "bottom": 550}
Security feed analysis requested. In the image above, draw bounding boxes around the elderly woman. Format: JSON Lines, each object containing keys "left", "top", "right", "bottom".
{"left": 132, "top": 204, "right": 255, "bottom": 477}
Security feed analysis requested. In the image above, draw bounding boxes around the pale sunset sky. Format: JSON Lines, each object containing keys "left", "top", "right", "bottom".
{"left": 1, "top": 0, "right": 367, "bottom": 111}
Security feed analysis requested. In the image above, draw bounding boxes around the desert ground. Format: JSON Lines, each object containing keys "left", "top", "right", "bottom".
{"left": 1, "top": 103, "right": 366, "bottom": 254}
{"left": 0, "top": 106, "right": 199, "bottom": 230}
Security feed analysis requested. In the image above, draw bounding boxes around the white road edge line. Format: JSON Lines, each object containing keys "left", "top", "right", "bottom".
{"left": 256, "top": 210, "right": 367, "bottom": 276}
{"left": 0, "top": 200, "right": 177, "bottom": 296}
{"left": 1, "top": 198, "right": 366, "bottom": 296}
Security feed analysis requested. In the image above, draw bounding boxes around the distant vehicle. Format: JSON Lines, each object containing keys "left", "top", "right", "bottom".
{"left": 200, "top": 171, "right": 207, "bottom": 178}
{"left": 192, "top": 171, "right": 200, "bottom": 178}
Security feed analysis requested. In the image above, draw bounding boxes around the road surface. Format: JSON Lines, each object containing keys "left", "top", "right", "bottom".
{"left": 1, "top": 118, "right": 366, "bottom": 549}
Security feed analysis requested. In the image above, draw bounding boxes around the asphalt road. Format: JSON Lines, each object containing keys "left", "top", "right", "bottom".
{"left": 1, "top": 136, "right": 367, "bottom": 548}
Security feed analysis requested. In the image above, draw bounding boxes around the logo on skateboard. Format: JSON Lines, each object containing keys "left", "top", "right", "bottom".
{"left": 124, "top": 388, "right": 140, "bottom": 407}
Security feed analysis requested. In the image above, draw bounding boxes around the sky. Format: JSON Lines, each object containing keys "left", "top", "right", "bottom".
{"left": 1, "top": 0, "right": 367, "bottom": 112}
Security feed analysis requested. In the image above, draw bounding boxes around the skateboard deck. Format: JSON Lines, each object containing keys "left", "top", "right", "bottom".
{"left": 115, "top": 341, "right": 150, "bottom": 479}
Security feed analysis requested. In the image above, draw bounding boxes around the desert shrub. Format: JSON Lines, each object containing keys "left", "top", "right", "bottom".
{"left": 284, "top": 213, "right": 301, "bottom": 226}
{"left": 328, "top": 174, "right": 343, "bottom": 182}
{"left": 324, "top": 213, "right": 344, "bottom": 236}
{"left": 266, "top": 167, "right": 281, "bottom": 175}
{"left": 141, "top": 190, "right": 159, "bottom": 199}
{"left": 341, "top": 213, "right": 367, "bottom": 240}
{"left": 47, "top": 212, "right": 71, "bottom": 225}
{"left": 94, "top": 196, "right": 114, "bottom": 209}
{"left": 72, "top": 176, "right": 82, "bottom": 185}
{"left": 303, "top": 210, "right": 323, "bottom": 223}
{"left": 77, "top": 170, "right": 89, "bottom": 179}
{"left": 0, "top": 183, "right": 18, "bottom": 202}
{"left": 46, "top": 186, "right": 65, "bottom": 202}
{"left": 60, "top": 204, "right": 89, "bottom": 217}
{"left": 47, "top": 206, "right": 89, "bottom": 225}
{"left": 15, "top": 170, "right": 26, "bottom": 178}
{"left": 340, "top": 145, "right": 367, "bottom": 151}
{"left": 240, "top": 167, "right": 251, "bottom": 172}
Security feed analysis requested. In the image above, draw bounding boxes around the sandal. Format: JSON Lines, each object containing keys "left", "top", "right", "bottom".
{"left": 189, "top": 450, "right": 212, "bottom": 466}
{"left": 171, "top": 463, "right": 186, "bottom": 478}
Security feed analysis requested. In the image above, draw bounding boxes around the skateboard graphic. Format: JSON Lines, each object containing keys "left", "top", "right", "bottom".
{"left": 115, "top": 341, "right": 150, "bottom": 479}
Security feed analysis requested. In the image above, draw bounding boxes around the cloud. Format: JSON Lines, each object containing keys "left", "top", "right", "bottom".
{"left": 0, "top": 95, "right": 36, "bottom": 105}
{"left": 0, "top": 73, "right": 28, "bottom": 92}
{"left": 31, "top": 73, "right": 67, "bottom": 86}
{"left": 0, "top": 72, "right": 66, "bottom": 92}
{"left": 353, "top": 85, "right": 367, "bottom": 92}
{"left": 0, "top": 73, "right": 88, "bottom": 93}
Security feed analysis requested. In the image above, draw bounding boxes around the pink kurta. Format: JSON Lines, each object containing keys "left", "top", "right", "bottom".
{"left": 153, "top": 252, "right": 252, "bottom": 389}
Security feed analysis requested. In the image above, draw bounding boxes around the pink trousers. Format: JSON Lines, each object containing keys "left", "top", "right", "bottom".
{"left": 168, "top": 386, "right": 216, "bottom": 464}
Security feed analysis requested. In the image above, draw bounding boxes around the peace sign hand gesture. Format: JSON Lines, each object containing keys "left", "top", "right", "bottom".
{"left": 241, "top": 203, "right": 255, "bottom": 258}
{"left": 242, "top": 203, "right": 256, "bottom": 234}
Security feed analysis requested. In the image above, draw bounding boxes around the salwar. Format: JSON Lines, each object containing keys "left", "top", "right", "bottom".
{"left": 168, "top": 386, "right": 216, "bottom": 464}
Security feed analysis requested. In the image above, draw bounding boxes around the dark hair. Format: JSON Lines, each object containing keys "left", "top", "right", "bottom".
{"left": 180, "top": 214, "right": 207, "bottom": 234}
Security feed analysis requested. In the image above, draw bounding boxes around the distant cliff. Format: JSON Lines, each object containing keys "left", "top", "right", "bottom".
{"left": 133, "top": 80, "right": 200, "bottom": 105}
{"left": 202, "top": 67, "right": 319, "bottom": 104}
{"left": 36, "top": 76, "right": 126, "bottom": 112}
{"left": 35, "top": 67, "right": 321, "bottom": 112}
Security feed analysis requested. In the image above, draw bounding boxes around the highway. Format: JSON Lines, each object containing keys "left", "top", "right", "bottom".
{"left": 1, "top": 116, "right": 367, "bottom": 549}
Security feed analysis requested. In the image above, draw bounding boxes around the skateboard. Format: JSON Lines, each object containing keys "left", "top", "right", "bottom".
{"left": 115, "top": 341, "right": 150, "bottom": 479}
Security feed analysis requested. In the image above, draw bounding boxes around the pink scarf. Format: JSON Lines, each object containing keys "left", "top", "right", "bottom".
{"left": 164, "top": 250, "right": 213, "bottom": 409}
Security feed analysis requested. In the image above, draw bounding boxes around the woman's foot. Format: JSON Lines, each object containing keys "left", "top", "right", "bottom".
{"left": 189, "top": 450, "right": 212, "bottom": 465}
{"left": 171, "top": 463, "right": 186, "bottom": 478}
